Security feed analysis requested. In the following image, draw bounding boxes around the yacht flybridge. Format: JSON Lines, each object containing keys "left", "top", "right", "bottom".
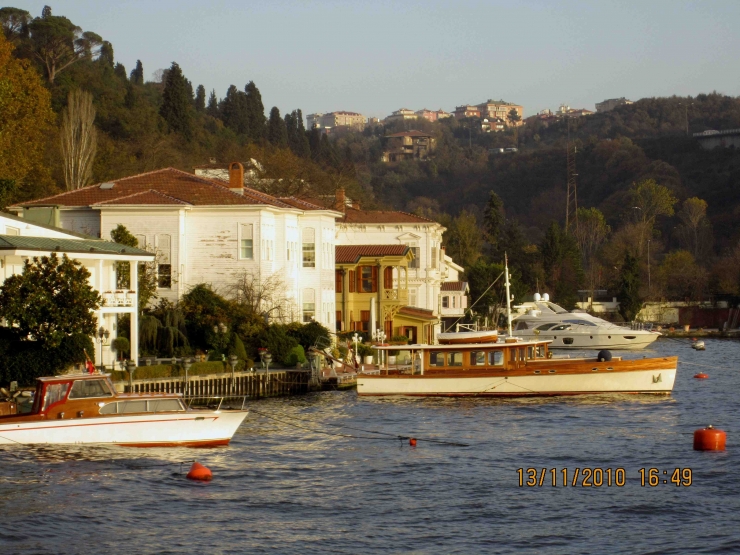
{"left": 511, "top": 293, "right": 660, "bottom": 350}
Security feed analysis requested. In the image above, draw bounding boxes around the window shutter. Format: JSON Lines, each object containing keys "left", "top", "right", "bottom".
{"left": 348, "top": 270, "right": 355, "bottom": 292}
{"left": 384, "top": 266, "right": 393, "bottom": 288}
{"left": 372, "top": 266, "right": 378, "bottom": 292}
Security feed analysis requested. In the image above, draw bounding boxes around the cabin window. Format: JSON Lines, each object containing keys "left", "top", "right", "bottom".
{"left": 100, "top": 399, "right": 184, "bottom": 414}
{"left": 537, "top": 345, "right": 545, "bottom": 358}
{"left": 69, "top": 379, "right": 112, "bottom": 399}
{"left": 551, "top": 324, "right": 571, "bottom": 331}
{"left": 489, "top": 351, "right": 504, "bottom": 366}
{"left": 536, "top": 323, "right": 556, "bottom": 331}
{"left": 471, "top": 351, "right": 486, "bottom": 366}
{"left": 148, "top": 399, "right": 185, "bottom": 412}
{"left": 449, "top": 352, "right": 463, "bottom": 366}
{"left": 528, "top": 346, "right": 535, "bottom": 359}
{"left": 429, "top": 352, "right": 445, "bottom": 366}
{"left": 519, "top": 348, "right": 526, "bottom": 361}
{"left": 515, "top": 321, "right": 529, "bottom": 330}
{"left": 42, "top": 383, "right": 70, "bottom": 411}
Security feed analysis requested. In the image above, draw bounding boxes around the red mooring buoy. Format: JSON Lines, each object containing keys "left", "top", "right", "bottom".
{"left": 409, "top": 438, "right": 417, "bottom": 447}
{"left": 186, "top": 462, "right": 213, "bottom": 481}
{"left": 693, "top": 425, "right": 727, "bottom": 451}
{"left": 694, "top": 372, "right": 709, "bottom": 379}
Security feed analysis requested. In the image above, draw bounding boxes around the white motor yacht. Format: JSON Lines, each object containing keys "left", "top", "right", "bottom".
{"left": 511, "top": 293, "right": 660, "bottom": 350}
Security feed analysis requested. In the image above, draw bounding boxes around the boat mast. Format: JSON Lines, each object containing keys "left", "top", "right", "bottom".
{"left": 505, "top": 253, "right": 513, "bottom": 336}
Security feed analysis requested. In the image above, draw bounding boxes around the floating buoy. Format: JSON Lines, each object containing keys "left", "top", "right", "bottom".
{"left": 186, "top": 461, "right": 213, "bottom": 481}
{"left": 409, "top": 438, "right": 417, "bottom": 447}
{"left": 694, "top": 372, "right": 709, "bottom": 379}
{"left": 693, "top": 425, "right": 726, "bottom": 451}
{"left": 692, "top": 340, "right": 706, "bottom": 351}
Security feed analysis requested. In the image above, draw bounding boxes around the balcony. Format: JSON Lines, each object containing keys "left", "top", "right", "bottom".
{"left": 383, "top": 289, "right": 408, "bottom": 303}
{"left": 102, "top": 290, "right": 135, "bottom": 308}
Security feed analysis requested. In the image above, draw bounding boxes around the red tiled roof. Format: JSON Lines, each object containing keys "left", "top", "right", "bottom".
{"left": 277, "top": 197, "right": 328, "bottom": 211}
{"left": 12, "top": 168, "right": 292, "bottom": 209}
{"left": 335, "top": 244, "right": 409, "bottom": 264}
{"left": 398, "top": 306, "right": 437, "bottom": 320}
{"left": 441, "top": 281, "right": 469, "bottom": 292}
{"left": 339, "top": 207, "right": 435, "bottom": 224}
{"left": 386, "top": 130, "right": 433, "bottom": 138}
{"left": 95, "top": 189, "right": 192, "bottom": 206}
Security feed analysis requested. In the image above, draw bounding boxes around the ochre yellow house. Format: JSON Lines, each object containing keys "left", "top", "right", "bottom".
{"left": 335, "top": 245, "right": 437, "bottom": 343}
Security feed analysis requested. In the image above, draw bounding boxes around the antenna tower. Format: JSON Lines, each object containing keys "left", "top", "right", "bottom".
{"left": 565, "top": 118, "right": 578, "bottom": 234}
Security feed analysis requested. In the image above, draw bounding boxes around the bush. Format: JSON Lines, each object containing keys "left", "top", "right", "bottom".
{"left": 111, "top": 361, "right": 228, "bottom": 381}
{"left": 286, "top": 321, "right": 331, "bottom": 351}
{"left": 357, "top": 343, "right": 375, "bottom": 358}
{"left": 258, "top": 324, "right": 300, "bottom": 365}
{"left": 111, "top": 336, "right": 130, "bottom": 359}
{"left": 283, "top": 345, "right": 306, "bottom": 366}
{"left": 228, "top": 333, "right": 248, "bottom": 361}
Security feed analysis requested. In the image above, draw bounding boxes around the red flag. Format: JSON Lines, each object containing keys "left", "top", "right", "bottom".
{"left": 83, "top": 349, "right": 96, "bottom": 374}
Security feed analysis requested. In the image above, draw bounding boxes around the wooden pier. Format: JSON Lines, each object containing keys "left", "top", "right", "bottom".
{"left": 117, "top": 369, "right": 311, "bottom": 400}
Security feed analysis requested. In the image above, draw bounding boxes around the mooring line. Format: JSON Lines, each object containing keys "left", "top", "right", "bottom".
{"left": 249, "top": 407, "right": 469, "bottom": 447}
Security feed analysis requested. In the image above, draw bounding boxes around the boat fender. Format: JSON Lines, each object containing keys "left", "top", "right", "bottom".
{"left": 409, "top": 438, "right": 417, "bottom": 447}
{"left": 693, "top": 425, "right": 726, "bottom": 451}
{"left": 186, "top": 462, "right": 213, "bottom": 481}
{"left": 597, "top": 350, "right": 612, "bottom": 362}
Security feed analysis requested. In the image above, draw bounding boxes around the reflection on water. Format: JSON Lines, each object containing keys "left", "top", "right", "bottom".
{"left": 1, "top": 338, "right": 739, "bottom": 554}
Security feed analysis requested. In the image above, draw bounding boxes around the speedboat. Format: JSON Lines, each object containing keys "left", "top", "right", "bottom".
{"left": 511, "top": 293, "right": 660, "bottom": 350}
{"left": 0, "top": 372, "right": 247, "bottom": 447}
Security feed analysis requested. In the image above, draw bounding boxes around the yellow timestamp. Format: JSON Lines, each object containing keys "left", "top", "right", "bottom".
{"left": 516, "top": 467, "right": 693, "bottom": 487}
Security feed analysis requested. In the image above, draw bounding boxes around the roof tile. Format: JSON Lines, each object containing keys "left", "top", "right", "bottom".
{"left": 335, "top": 244, "right": 409, "bottom": 264}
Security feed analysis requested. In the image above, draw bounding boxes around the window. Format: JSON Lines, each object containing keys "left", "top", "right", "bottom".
{"left": 519, "top": 348, "right": 526, "bottom": 361}
{"left": 536, "top": 323, "right": 557, "bottom": 331}
{"left": 429, "top": 352, "right": 445, "bottom": 366}
{"left": 5, "top": 226, "right": 19, "bottom": 236}
{"left": 157, "top": 234, "right": 172, "bottom": 289}
{"left": 360, "top": 310, "right": 370, "bottom": 332}
{"left": 488, "top": 351, "right": 504, "bottom": 366}
{"left": 135, "top": 234, "right": 146, "bottom": 249}
{"left": 528, "top": 346, "right": 535, "bottom": 359}
{"left": 302, "top": 228, "right": 315, "bottom": 267}
{"left": 516, "top": 321, "right": 529, "bottom": 330}
{"left": 442, "top": 296, "right": 449, "bottom": 308}
{"left": 239, "top": 224, "right": 253, "bottom": 259}
{"left": 336, "top": 311, "right": 343, "bottom": 331}
{"left": 41, "top": 383, "right": 70, "bottom": 411}
{"left": 335, "top": 271, "right": 343, "bottom": 293}
{"left": 383, "top": 266, "right": 393, "bottom": 289}
{"left": 431, "top": 246, "right": 438, "bottom": 269}
{"left": 471, "top": 351, "right": 486, "bottom": 366}
{"left": 409, "top": 288, "right": 417, "bottom": 307}
{"left": 537, "top": 345, "right": 546, "bottom": 358}
{"left": 452, "top": 296, "right": 457, "bottom": 309}
{"left": 409, "top": 246, "right": 420, "bottom": 269}
{"left": 69, "top": 379, "right": 113, "bottom": 399}
{"left": 303, "top": 289, "right": 315, "bottom": 322}
{"left": 448, "top": 352, "right": 463, "bottom": 366}
{"left": 360, "top": 266, "right": 377, "bottom": 293}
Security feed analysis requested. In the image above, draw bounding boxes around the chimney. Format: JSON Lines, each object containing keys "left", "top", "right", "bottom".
{"left": 229, "top": 162, "right": 244, "bottom": 194}
{"left": 335, "top": 188, "right": 346, "bottom": 211}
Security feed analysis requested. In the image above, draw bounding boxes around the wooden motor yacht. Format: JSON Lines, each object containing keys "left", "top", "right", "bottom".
{"left": 0, "top": 373, "right": 247, "bottom": 447}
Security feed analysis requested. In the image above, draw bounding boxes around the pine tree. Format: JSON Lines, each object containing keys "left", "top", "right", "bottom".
{"left": 130, "top": 59, "right": 143, "bottom": 84}
{"left": 294, "top": 109, "right": 311, "bottom": 158}
{"left": 309, "top": 128, "right": 322, "bottom": 161}
{"left": 284, "top": 111, "right": 298, "bottom": 152}
{"left": 267, "top": 106, "right": 288, "bottom": 148}
{"left": 99, "top": 41, "right": 114, "bottom": 66}
{"left": 159, "top": 62, "right": 193, "bottom": 139}
{"left": 483, "top": 191, "right": 504, "bottom": 246}
{"left": 194, "top": 84, "right": 206, "bottom": 112}
{"left": 206, "top": 89, "right": 219, "bottom": 118}
{"left": 220, "top": 85, "right": 249, "bottom": 134}
{"left": 245, "top": 81, "right": 265, "bottom": 142}
{"left": 113, "top": 62, "right": 126, "bottom": 80}
{"left": 41, "top": 5, "right": 51, "bottom": 18}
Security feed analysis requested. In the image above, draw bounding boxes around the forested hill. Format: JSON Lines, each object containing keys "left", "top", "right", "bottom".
{"left": 0, "top": 5, "right": 364, "bottom": 208}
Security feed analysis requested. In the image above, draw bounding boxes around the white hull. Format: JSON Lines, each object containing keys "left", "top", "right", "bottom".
{"left": 0, "top": 410, "right": 247, "bottom": 446}
{"left": 516, "top": 330, "right": 660, "bottom": 350}
{"left": 357, "top": 368, "right": 676, "bottom": 396}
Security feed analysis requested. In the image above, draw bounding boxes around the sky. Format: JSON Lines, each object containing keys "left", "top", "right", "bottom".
{"left": 12, "top": 0, "right": 740, "bottom": 119}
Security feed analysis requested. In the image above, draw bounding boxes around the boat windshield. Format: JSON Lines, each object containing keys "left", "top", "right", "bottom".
{"left": 535, "top": 302, "right": 569, "bottom": 314}
{"left": 563, "top": 319, "right": 598, "bottom": 327}
{"left": 69, "top": 379, "right": 113, "bottom": 399}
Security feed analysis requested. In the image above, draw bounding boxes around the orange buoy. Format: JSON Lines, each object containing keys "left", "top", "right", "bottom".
{"left": 693, "top": 425, "right": 726, "bottom": 451}
{"left": 409, "top": 438, "right": 417, "bottom": 447}
{"left": 694, "top": 372, "right": 709, "bottom": 379}
{"left": 186, "top": 461, "right": 213, "bottom": 481}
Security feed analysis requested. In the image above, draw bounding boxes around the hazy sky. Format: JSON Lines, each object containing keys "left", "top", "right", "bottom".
{"left": 14, "top": 0, "right": 740, "bottom": 119}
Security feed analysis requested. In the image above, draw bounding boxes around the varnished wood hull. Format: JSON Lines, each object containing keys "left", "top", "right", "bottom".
{"left": 357, "top": 357, "right": 677, "bottom": 397}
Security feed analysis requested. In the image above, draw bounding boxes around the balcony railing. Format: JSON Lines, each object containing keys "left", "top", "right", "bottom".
{"left": 383, "top": 289, "right": 408, "bottom": 302}
{"left": 102, "top": 290, "right": 135, "bottom": 307}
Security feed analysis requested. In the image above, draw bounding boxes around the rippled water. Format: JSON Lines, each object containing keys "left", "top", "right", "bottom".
{"left": 2, "top": 338, "right": 740, "bottom": 554}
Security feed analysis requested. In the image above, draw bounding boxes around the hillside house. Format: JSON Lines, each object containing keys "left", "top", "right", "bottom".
{"left": 382, "top": 130, "right": 436, "bottom": 162}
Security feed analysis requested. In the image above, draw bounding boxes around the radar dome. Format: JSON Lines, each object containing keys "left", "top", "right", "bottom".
{"left": 533, "top": 293, "right": 541, "bottom": 302}
{"left": 542, "top": 293, "right": 550, "bottom": 301}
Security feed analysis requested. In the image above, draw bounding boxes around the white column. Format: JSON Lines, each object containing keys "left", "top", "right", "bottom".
{"left": 130, "top": 260, "right": 139, "bottom": 366}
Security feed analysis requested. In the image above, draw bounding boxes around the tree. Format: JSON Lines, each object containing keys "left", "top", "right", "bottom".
{"left": 657, "top": 250, "right": 707, "bottom": 301}
{"left": 194, "top": 84, "right": 206, "bottom": 112}
{"left": 482, "top": 191, "right": 504, "bottom": 246}
{"left": 445, "top": 209, "right": 481, "bottom": 270}
{"left": 159, "top": 62, "right": 193, "bottom": 138}
{"left": 618, "top": 252, "right": 642, "bottom": 321}
{"left": 113, "top": 62, "right": 126, "bottom": 79}
{"left": 206, "top": 89, "right": 219, "bottom": 118}
{"left": 110, "top": 224, "right": 158, "bottom": 311}
{"left": 220, "top": 84, "right": 249, "bottom": 134}
{"left": 629, "top": 178, "right": 677, "bottom": 256}
{"left": 98, "top": 40, "right": 113, "bottom": 66}
{"left": 573, "top": 207, "right": 609, "bottom": 302}
{"left": 676, "top": 197, "right": 712, "bottom": 260}
{"left": 28, "top": 10, "right": 103, "bottom": 83}
{"left": 0, "top": 7, "right": 31, "bottom": 41}
{"left": 245, "top": 80, "right": 265, "bottom": 142}
{"left": 293, "top": 109, "right": 311, "bottom": 158}
{"left": 267, "top": 106, "right": 288, "bottom": 147}
{"left": 0, "top": 34, "right": 53, "bottom": 191}
{"left": 0, "top": 253, "right": 100, "bottom": 348}
{"left": 60, "top": 89, "right": 97, "bottom": 191}
{"left": 129, "top": 59, "right": 143, "bottom": 84}
{"left": 540, "top": 222, "right": 583, "bottom": 309}
{"left": 229, "top": 272, "right": 298, "bottom": 324}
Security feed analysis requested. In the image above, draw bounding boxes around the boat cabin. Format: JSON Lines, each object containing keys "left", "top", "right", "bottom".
{"left": 0, "top": 373, "right": 186, "bottom": 422}
{"left": 372, "top": 338, "right": 553, "bottom": 375}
